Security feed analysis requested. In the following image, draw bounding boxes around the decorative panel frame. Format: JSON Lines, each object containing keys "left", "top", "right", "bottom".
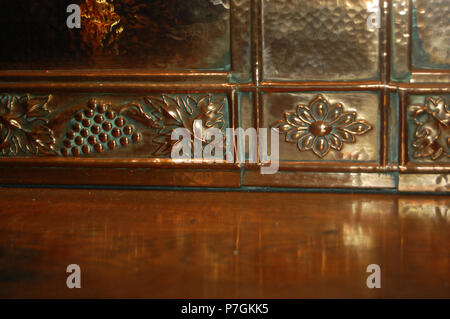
{"left": 391, "top": 0, "right": 450, "bottom": 83}
{"left": 398, "top": 86, "right": 450, "bottom": 191}
{"left": 0, "top": 0, "right": 447, "bottom": 192}
{"left": 0, "top": 0, "right": 252, "bottom": 83}
{"left": 0, "top": 85, "right": 241, "bottom": 187}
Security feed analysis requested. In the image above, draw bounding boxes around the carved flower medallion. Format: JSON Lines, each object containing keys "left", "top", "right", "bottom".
{"left": 272, "top": 95, "right": 373, "bottom": 158}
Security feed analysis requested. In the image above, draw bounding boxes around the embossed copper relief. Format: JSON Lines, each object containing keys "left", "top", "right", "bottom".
{"left": 409, "top": 96, "right": 449, "bottom": 161}
{"left": 0, "top": 95, "right": 55, "bottom": 156}
{"left": 272, "top": 95, "right": 373, "bottom": 158}
{"left": 0, "top": 93, "right": 230, "bottom": 159}
{"left": 61, "top": 99, "right": 143, "bottom": 156}
{"left": 146, "top": 95, "right": 226, "bottom": 156}
{"left": 0, "top": 0, "right": 448, "bottom": 191}
{"left": 263, "top": 92, "right": 379, "bottom": 162}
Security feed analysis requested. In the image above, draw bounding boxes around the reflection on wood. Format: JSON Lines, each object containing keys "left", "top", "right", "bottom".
{"left": 0, "top": 188, "right": 448, "bottom": 298}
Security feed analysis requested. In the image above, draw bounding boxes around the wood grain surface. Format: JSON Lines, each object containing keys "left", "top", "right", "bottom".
{"left": 0, "top": 188, "right": 448, "bottom": 298}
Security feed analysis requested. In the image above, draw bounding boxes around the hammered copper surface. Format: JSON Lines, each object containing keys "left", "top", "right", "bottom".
{"left": 392, "top": 0, "right": 410, "bottom": 79}
{"left": 392, "top": 0, "right": 450, "bottom": 83}
{"left": 413, "top": 0, "right": 450, "bottom": 69}
{"left": 262, "top": 0, "right": 380, "bottom": 81}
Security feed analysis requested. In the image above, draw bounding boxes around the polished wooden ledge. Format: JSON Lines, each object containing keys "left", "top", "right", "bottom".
{"left": 0, "top": 188, "right": 448, "bottom": 298}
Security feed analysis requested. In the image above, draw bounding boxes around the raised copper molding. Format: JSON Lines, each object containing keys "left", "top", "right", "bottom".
{"left": 0, "top": 81, "right": 448, "bottom": 93}
{"left": 242, "top": 170, "right": 396, "bottom": 189}
{"left": 0, "top": 70, "right": 230, "bottom": 83}
{"left": 0, "top": 158, "right": 239, "bottom": 169}
{"left": 260, "top": 163, "right": 396, "bottom": 173}
{"left": 0, "top": 82, "right": 233, "bottom": 93}
{"left": 0, "top": 166, "right": 241, "bottom": 187}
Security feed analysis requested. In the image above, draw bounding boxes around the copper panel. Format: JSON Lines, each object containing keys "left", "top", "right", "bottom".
{"left": 392, "top": 0, "right": 410, "bottom": 79}
{"left": 0, "top": 0, "right": 231, "bottom": 71}
{"left": 230, "top": 0, "right": 252, "bottom": 82}
{"left": 413, "top": 0, "right": 450, "bottom": 69}
{"left": 399, "top": 173, "right": 449, "bottom": 192}
{"left": 0, "top": 92, "right": 231, "bottom": 159}
{"left": 262, "top": 0, "right": 380, "bottom": 81}
{"left": 243, "top": 170, "right": 395, "bottom": 189}
{"left": 407, "top": 94, "right": 449, "bottom": 163}
{"left": 392, "top": 0, "right": 450, "bottom": 82}
{"left": 0, "top": 0, "right": 447, "bottom": 191}
{"left": 264, "top": 92, "right": 379, "bottom": 162}
{"left": 238, "top": 91, "right": 255, "bottom": 160}
{"left": 0, "top": 167, "right": 240, "bottom": 187}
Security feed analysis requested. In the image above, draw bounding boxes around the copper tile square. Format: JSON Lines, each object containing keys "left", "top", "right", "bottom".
{"left": 263, "top": 91, "right": 380, "bottom": 162}
{"left": 262, "top": 0, "right": 380, "bottom": 81}
{"left": 406, "top": 94, "right": 449, "bottom": 164}
{"left": 412, "top": 0, "right": 450, "bottom": 70}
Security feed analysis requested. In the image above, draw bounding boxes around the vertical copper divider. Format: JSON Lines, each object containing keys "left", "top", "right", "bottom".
{"left": 251, "top": 0, "right": 263, "bottom": 166}
{"left": 398, "top": 89, "right": 408, "bottom": 170}
{"left": 380, "top": 0, "right": 392, "bottom": 167}
{"left": 407, "top": 0, "right": 413, "bottom": 73}
{"left": 231, "top": 87, "right": 240, "bottom": 168}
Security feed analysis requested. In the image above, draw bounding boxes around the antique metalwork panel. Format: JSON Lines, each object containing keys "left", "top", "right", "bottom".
{"left": 0, "top": 1, "right": 231, "bottom": 71}
{"left": 407, "top": 94, "right": 449, "bottom": 164}
{"left": 392, "top": 0, "right": 450, "bottom": 82}
{"left": 265, "top": 92, "right": 379, "bottom": 161}
{"left": 0, "top": 0, "right": 448, "bottom": 192}
{"left": 262, "top": 0, "right": 380, "bottom": 81}
{"left": 412, "top": 0, "right": 449, "bottom": 70}
{"left": 0, "top": 93, "right": 230, "bottom": 158}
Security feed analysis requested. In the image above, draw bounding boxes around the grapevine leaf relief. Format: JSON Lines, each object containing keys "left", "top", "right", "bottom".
{"left": 410, "top": 96, "right": 450, "bottom": 160}
{"left": 271, "top": 95, "right": 372, "bottom": 158}
{"left": 0, "top": 94, "right": 56, "bottom": 156}
{"left": 60, "top": 95, "right": 226, "bottom": 157}
{"left": 145, "top": 94, "right": 226, "bottom": 156}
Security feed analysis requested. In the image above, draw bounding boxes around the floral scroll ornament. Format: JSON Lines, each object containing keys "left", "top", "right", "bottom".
{"left": 272, "top": 95, "right": 373, "bottom": 158}
{"left": 0, "top": 95, "right": 56, "bottom": 156}
{"left": 145, "top": 94, "right": 225, "bottom": 156}
{"left": 60, "top": 94, "right": 225, "bottom": 157}
{"left": 410, "top": 96, "right": 449, "bottom": 160}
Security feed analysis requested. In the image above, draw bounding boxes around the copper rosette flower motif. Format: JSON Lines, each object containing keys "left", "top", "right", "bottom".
{"left": 410, "top": 96, "right": 449, "bottom": 160}
{"left": 272, "top": 95, "right": 373, "bottom": 158}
